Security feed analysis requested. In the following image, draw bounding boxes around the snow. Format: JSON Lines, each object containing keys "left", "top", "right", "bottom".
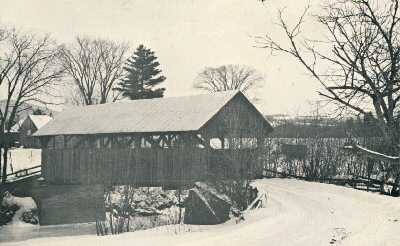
{"left": 1, "top": 192, "right": 38, "bottom": 230}
{"left": 355, "top": 144, "right": 399, "bottom": 160}
{"left": 29, "top": 115, "right": 52, "bottom": 130}
{"left": 10, "top": 118, "right": 25, "bottom": 133}
{"left": 34, "top": 91, "right": 242, "bottom": 136}
{"left": 344, "top": 144, "right": 399, "bottom": 161}
{"left": 2, "top": 193, "right": 37, "bottom": 212}
{"left": 2, "top": 178, "right": 400, "bottom": 245}
{"left": 4, "top": 148, "right": 41, "bottom": 174}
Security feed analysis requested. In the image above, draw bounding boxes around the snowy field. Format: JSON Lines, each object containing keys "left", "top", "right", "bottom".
{"left": 3, "top": 148, "right": 41, "bottom": 173}
{"left": 2, "top": 178, "right": 400, "bottom": 246}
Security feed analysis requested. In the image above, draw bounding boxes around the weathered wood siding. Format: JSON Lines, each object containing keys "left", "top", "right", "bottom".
{"left": 19, "top": 116, "right": 40, "bottom": 148}
{"left": 200, "top": 93, "right": 272, "bottom": 138}
{"left": 42, "top": 148, "right": 258, "bottom": 185}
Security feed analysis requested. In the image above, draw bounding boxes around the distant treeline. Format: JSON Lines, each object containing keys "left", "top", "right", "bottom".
{"left": 268, "top": 114, "right": 381, "bottom": 138}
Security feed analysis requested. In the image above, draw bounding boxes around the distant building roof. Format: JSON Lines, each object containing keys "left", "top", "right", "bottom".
{"left": 9, "top": 115, "right": 53, "bottom": 133}
{"left": 9, "top": 118, "right": 25, "bottom": 133}
{"left": 34, "top": 90, "right": 270, "bottom": 136}
{"left": 29, "top": 115, "right": 53, "bottom": 129}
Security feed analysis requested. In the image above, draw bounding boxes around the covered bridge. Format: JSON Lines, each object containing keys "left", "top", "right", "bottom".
{"left": 34, "top": 90, "right": 273, "bottom": 187}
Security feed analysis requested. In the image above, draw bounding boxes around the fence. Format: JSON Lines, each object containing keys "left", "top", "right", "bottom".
{"left": 6, "top": 165, "right": 41, "bottom": 182}
{"left": 42, "top": 148, "right": 258, "bottom": 186}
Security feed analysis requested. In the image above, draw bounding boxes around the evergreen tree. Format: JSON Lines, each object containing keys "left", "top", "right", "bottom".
{"left": 116, "top": 44, "right": 166, "bottom": 100}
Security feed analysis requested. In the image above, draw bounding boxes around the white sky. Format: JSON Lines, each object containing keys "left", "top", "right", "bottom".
{"left": 0, "top": 0, "right": 326, "bottom": 115}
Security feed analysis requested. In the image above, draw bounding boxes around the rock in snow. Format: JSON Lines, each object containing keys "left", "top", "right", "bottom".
{"left": 184, "top": 182, "right": 232, "bottom": 225}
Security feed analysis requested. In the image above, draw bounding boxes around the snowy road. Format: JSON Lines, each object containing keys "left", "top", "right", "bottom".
{"left": 3, "top": 178, "right": 400, "bottom": 246}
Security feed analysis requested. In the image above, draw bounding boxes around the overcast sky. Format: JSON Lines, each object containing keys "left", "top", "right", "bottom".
{"left": 0, "top": 0, "right": 326, "bottom": 115}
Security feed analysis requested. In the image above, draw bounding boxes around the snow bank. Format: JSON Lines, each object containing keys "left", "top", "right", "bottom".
{"left": 2, "top": 192, "right": 37, "bottom": 211}
{"left": 3, "top": 179, "right": 400, "bottom": 245}
{"left": 5, "top": 148, "right": 41, "bottom": 173}
{"left": 1, "top": 192, "right": 38, "bottom": 227}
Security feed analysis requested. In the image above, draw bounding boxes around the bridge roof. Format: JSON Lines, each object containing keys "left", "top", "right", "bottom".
{"left": 34, "top": 90, "right": 270, "bottom": 136}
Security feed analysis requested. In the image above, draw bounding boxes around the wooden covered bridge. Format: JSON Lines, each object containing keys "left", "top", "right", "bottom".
{"left": 34, "top": 90, "right": 273, "bottom": 187}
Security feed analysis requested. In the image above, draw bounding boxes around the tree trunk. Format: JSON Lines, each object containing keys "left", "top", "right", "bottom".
{"left": 178, "top": 186, "right": 182, "bottom": 224}
{"left": 2, "top": 146, "right": 9, "bottom": 184}
{"left": 0, "top": 147, "right": 2, "bottom": 183}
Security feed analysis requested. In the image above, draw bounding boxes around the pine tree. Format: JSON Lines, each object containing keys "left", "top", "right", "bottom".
{"left": 116, "top": 44, "right": 166, "bottom": 100}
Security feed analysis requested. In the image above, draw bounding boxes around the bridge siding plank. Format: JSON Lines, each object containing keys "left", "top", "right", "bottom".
{"left": 41, "top": 148, "right": 256, "bottom": 186}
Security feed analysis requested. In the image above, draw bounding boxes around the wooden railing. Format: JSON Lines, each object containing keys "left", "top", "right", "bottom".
{"left": 6, "top": 165, "right": 41, "bottom": 181}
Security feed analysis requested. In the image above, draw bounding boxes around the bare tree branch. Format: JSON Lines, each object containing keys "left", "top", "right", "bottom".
{"left": 0, "top": 27, "right": 63, "bottom": 182}
{"left": 194, "top": 64, "right": 264, "bottom": 97}
{"left": 258, "top": 0, "right": 400, "bottom": 151}
{"left": 60, "top": 37, "right": 128, "bottom": 105}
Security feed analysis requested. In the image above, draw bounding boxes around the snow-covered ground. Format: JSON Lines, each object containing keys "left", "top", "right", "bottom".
{"left": 4, "top": 148, "right": 41, "bottom": 173}
{"left": 2, "top": 178, "right": 400, "bottom": 246}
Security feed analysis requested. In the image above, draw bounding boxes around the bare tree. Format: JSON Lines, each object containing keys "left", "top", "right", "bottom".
{"left": 60, "top": 37, "right": 128, "bottom": 105}
{"left": 258, "top": 0, "right": 400, "bottom": 194}
{"left": 0, "top": 27, "right": 64, "bottom": 183}
{"left": 259, "top": 0, "right": 400, "bottom": 152}
{"left": 194, "top": 64, "right": 264, "bottom": 94}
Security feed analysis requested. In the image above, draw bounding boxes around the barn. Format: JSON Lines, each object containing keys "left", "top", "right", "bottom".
{"left": 19, "top": 115, "right": 53, "bottom": 148}
{"left": 34, "top": 90, "right": 273, "bottom": 187}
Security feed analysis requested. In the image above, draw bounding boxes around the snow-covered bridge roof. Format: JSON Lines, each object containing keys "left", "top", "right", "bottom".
{"left": 34, "top": 90, "right": 271, "bottom": 136}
